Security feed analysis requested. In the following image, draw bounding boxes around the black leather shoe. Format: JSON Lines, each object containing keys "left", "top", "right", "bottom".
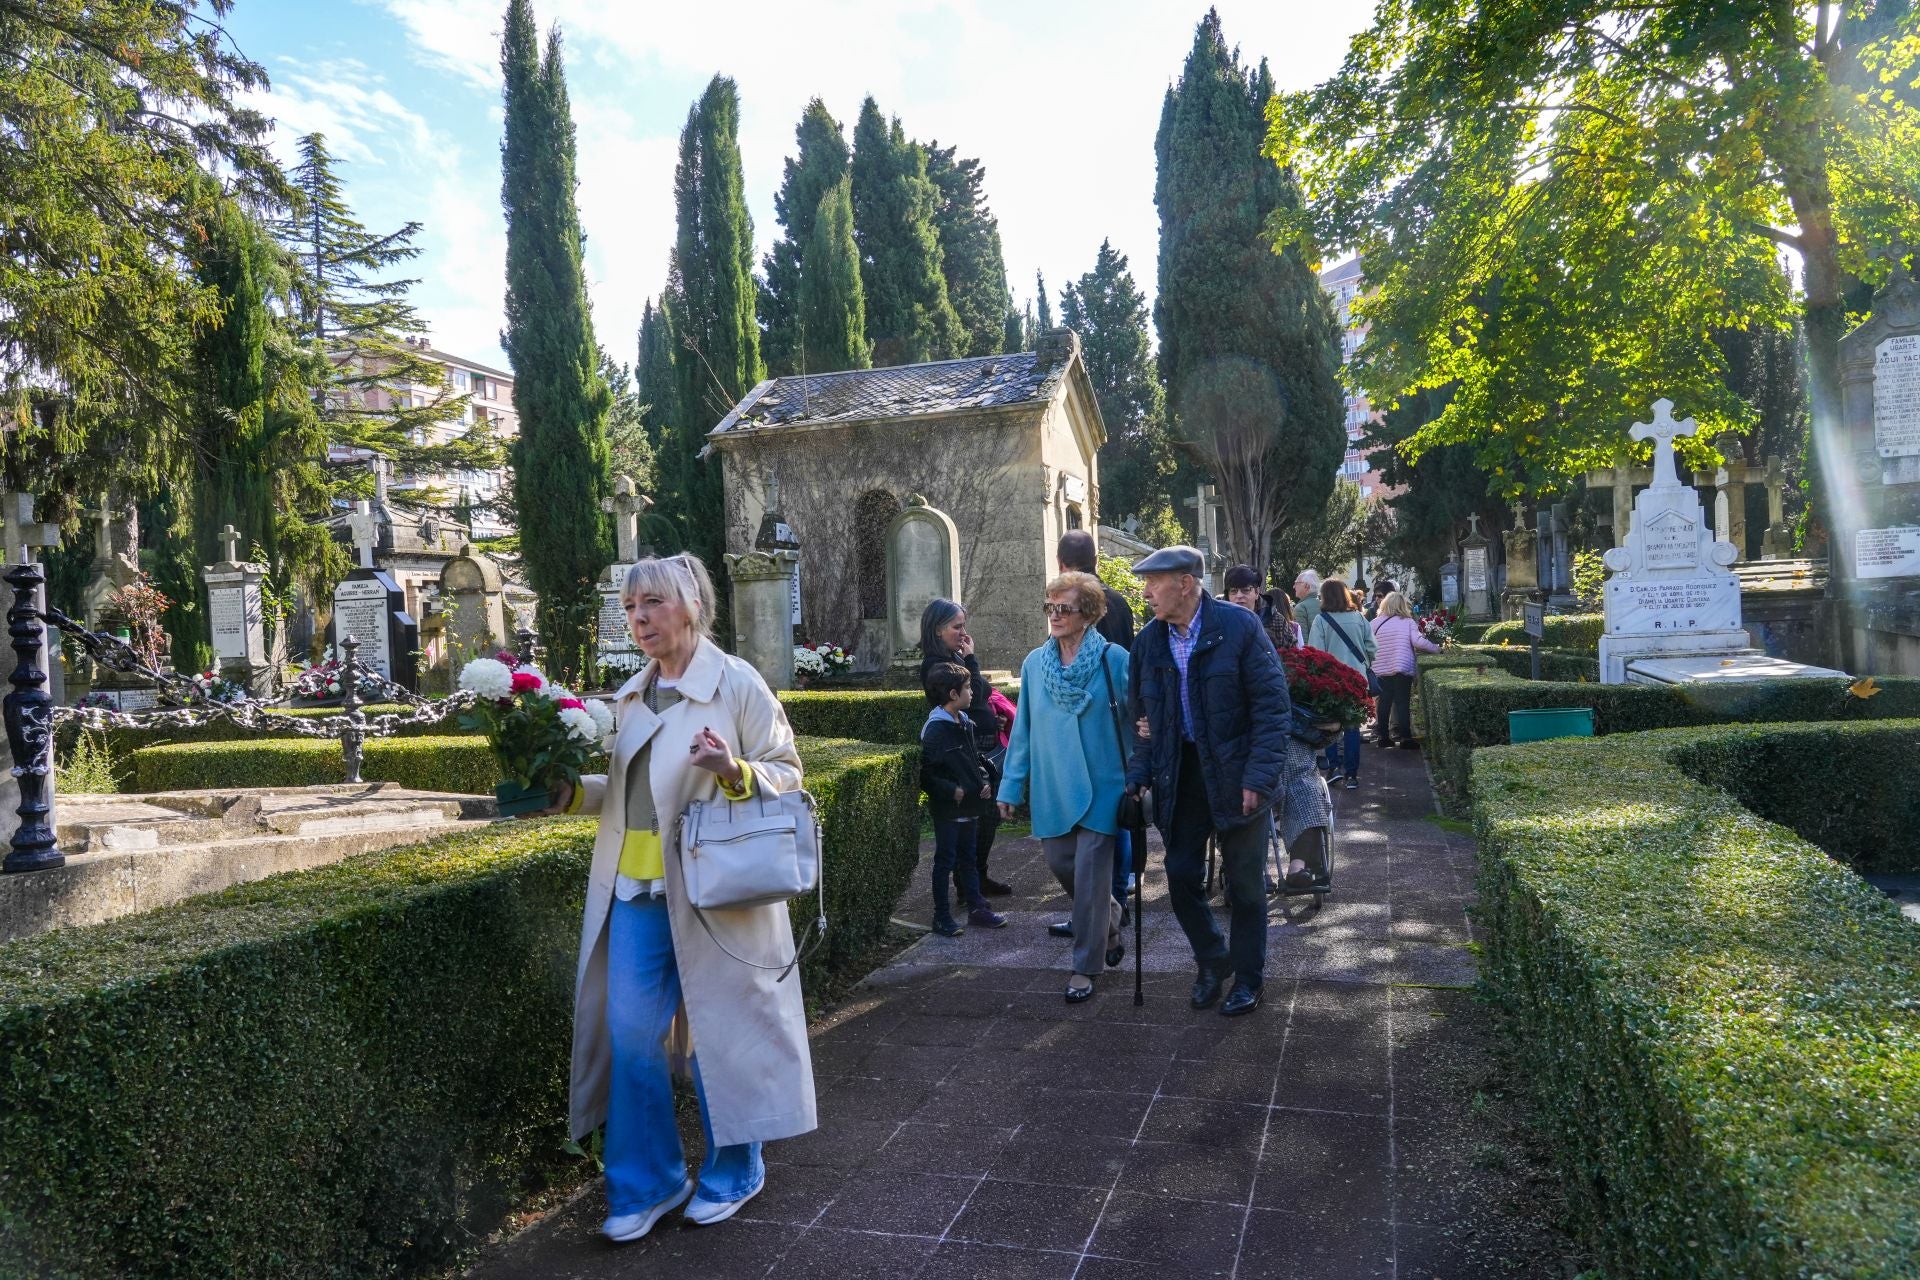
{"left": 1190, "top": 963, "right": 1231, "bottom": 1010}
{"left": 1220, "top": 982, "right": 1263, "bottom": 1017}
{"left": 981, "top": 877, "right": 1014, "bottom": 897}
{"left": 1105, "top": 942, "right": 1125, "bottom": 969}
{"left": 1065, "top": 978, "right": 1096, "bottom": 1004}
{"left": 1047, "top": 920, "right": 1073, "bottom": 938}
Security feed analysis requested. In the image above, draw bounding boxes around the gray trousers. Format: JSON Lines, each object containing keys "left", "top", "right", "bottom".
{"left": 1043, "top": 827, "right": 1121, "bottom": 978}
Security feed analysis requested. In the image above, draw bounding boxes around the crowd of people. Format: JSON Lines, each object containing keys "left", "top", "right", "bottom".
{"left": 536, "top": 539, "right": 1434, "bottom": 1245}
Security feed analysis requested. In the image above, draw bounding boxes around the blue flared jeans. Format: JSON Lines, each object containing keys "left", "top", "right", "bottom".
{"left": 604, "top": 894, "right": 764, "bottom": 1213}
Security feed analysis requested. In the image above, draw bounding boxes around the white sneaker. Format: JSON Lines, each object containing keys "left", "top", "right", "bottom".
{"left": 684, "top": 1180, "right": 762, "bottom": 1226}
{"left": 1126, "top": 873, "right": 1138, "bottom": 893}
{"left": 601, "top": 1178, "right": 692, "bottom": 1243}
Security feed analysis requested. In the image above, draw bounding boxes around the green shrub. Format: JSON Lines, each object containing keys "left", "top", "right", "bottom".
{"left": 778, "top": 688, "right": 926, "bottom": 745}
{"left": 1479, "top": 612, "right": 1605, "bottom": 651}
{"left": 1444, "top": 643, "right": 1601, "bottom": 682}
{"left": 1453, "top": 620, "right": 1493, "bottom": 644}
{"left": 0, "top": 735, "right": 921, "bottom": 1279}
{"left": 1472, "top": 721, "right": 1920, "bottom": 1278}
{"left": 132, "top": 735, "right": 500, "bottom": 794}
{"left": 1418, "top": 663, "right": 1920, "bottom": 816}
{"left": 56, "top": 704, "right": 433, "bottom": 792}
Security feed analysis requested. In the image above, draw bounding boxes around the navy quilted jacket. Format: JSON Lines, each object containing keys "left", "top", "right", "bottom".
{"left": 1125, "top": 593, "right": 1292, "bottom": 831}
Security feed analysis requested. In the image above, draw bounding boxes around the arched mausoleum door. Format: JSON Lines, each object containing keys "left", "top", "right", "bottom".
{"left": 854, "top": 489, "right": 901, "bottom": 620}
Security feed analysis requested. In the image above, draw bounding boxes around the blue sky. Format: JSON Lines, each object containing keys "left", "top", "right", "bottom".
{"left": 228, "top": 1, "right": 1374, "bottom": 373}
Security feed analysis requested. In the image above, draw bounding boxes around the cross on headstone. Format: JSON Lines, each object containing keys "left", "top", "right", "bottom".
{"left": 601, "top": 474, "right": 652, "bottom": 564}
{"left": 216, "top": 524, "right": 242, "bottom": 565}
{"left": 1466, "top": 512, "right": 1482, "bottom": 538}
{"left": 370, "top": 455, "right": 392, "bottom": 505}
{"left": 0, "top": 492, "right": 60, "bottom": 566}
{"left": 91, "top": 496, "right": 114, "bottom": 565}
{"left": 346, "top": 500, "right": 378, "bottom": 569}
{"left": 1630, "top": 398, "right": 1701, "bottom": 490}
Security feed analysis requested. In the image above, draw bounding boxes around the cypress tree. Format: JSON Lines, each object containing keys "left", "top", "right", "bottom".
{"left": 636, "top": 296, "right": 676, "bottom": 454}
{"left": 1154, "top": 9, "right": 1343, "bottom": 569}
{"left": 664, "top": 74, "right": 762, "bottom": 586}
{"left": 500, "top": 0, "right": 613, "bottom": 681}
{"left": 1035, "top": 271, "right": 1054, "bottom": 331}
{"left": 798, "top": 177, "right": 871, "bottom": 373}
{"left": 1061, "top": 239, "right": 1176, "bottom": 528}
{"left": 1002, "top": 304, "right": 1024, "bottom": 355}
{"left": 850, "top": 97, "right": 962, "bottom": 366}
{"left": 761, "top": 100, "right": 849, "bottom": 377}
{"left": 923, "top": 142, "right": 1010, "bottom": 357}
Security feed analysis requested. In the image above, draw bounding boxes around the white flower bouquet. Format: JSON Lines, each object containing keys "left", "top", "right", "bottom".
{"left": 457, "top": 651, "right": 614, "bottom": 816}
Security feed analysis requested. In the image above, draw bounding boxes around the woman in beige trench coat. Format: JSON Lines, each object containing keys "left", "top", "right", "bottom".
{"left": 545, "top": 554, "right": 814, "bottom": 1244}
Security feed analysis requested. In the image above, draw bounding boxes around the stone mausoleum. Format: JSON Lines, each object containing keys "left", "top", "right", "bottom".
{"left": 707, "top": 329, "right": 1107, "bottom": 671}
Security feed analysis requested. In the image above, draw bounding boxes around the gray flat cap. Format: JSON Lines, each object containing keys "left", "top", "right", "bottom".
{"left": 1132, "top": 544, "right": 1204, "bottom": 576}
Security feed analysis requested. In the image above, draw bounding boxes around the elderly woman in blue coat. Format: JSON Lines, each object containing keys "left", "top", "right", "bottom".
{"left": 998, "top": 571, "right": 1135, "bottom": 1003}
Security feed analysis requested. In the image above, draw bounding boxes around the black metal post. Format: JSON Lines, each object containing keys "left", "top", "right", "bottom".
{"left": 340, "top": 635, "right": 365, "bottom": 785}
{"left": 4, "top": 561, "right": 61, "bottom": 872}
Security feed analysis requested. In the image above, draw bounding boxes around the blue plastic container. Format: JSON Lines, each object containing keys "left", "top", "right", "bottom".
{"left": 1507, "top": 706, "right": 1596, "bottom": 743}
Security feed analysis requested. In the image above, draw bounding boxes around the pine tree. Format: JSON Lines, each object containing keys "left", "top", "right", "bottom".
{"left": 1155, "top": 10, "right": 1344, "bottom": 571}
{"left": 663, "top": 74, "right": 763, "bottom": 585}
{"left": 602, "top": 348, "right": 655, "bottom": 489}
{"left": 798, "top": 177, "right": 871, "bottom": 373}
{"left": 278, "top": 133, "right": 503, "bottom": 507}
{"left": 850, "top": 97, "right": 962, "bottom": 366}
{"left": 923, "top": 143, "right": 1010, "bottom": 357}
{"left": 1002, "top": 301, "right": 1024, "bottom": 355}
{"left": 1035, "top": 271, "right": 1054, "bottom": 331}
{"left": 1061, "top": 240, "right": 1176, "bottom": 528}
{"left": 761, "top": 100, "right": 850, "bottom": 377}
{"left": 636, "top": 296, "right": 676, "bottom": 454}
{"left": 500, "top": 0, "right": 613, "bottom": 680}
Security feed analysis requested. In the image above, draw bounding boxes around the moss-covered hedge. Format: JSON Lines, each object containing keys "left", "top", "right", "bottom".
{"left": 777, "top": 689, "right": 926, "bottom": 745}
{"left": 1477, "top": 612, "right": 1604, "bottom": 651}
{"left": 1473, "top": 721, "right": 1920, "bottom": 1278}
{"left": 1418, "top": 662, "right": 1920, "bottom": 815}
{"left": 0, "top": 735, "right": 920, "bottom": 1279}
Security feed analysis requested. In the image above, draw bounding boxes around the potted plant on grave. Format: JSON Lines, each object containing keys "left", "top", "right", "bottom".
{"left": 1416, "top": 608, "right": 1458, "bottom": 649}
{"left": 1281, "top": 644, "right": 1374, "bottom": 747}
{"left": 457, "top": 650, "right": 614, "bottom": 816}
{"left": 288, "top": 658, "right": 384, "bottom": 706}
{"left": 790, "top": 641, "right": 852, "bottom": 688}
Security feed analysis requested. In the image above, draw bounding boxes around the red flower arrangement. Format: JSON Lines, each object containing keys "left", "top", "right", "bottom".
{"left": 1281, "top": 645, "right": 1374, "bottom": 734}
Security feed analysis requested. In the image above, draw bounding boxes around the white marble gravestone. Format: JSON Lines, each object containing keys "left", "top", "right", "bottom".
{"left": 886, "top": 495, "right": 961, "bottom": 662}
{"left": 202, "top": 525, "right": 269, "bottom": 692}
{"left": 1597, "top": 401, "right": 1752, "bottom": 683}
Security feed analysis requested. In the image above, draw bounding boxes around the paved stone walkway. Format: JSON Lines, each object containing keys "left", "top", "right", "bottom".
{"left": 466, "top": 745, "right": 1571, "bottom": 1279}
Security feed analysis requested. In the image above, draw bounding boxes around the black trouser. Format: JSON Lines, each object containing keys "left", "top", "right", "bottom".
{"left": 1376, "top": 672, "right": 1416, "bottom": 743}
{"left": 1163, "top": 742, "right": 1268, "bottom": 988}
{"left": 953, "top": 803, "right": 1002, "bottom": 892}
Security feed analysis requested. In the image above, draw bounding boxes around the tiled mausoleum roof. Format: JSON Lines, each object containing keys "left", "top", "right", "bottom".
{"left": 711, "top": 349, "right": 1067, "bottom": 436}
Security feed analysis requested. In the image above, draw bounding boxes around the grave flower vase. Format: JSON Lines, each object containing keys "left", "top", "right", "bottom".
{"left": 493, "top": 779, "right": 551, "bottom": 818}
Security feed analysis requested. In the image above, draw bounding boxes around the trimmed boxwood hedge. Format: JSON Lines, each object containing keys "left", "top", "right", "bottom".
{"left": 1418, "top": 662, "right": 1920, "bottom": 816}
{"left": 133, "top": 734, "right": 500, "bottom": 794}
{"left": 1478, "top": 612, "right": 1604, "bottom": 651}
{"left": 1473, "top": 721, "right": 1920, "bottom": 1278}
{"left": 0, "top": 735, "right": 919, "bottom": 1279}
{"left": 57, "top": 705, "right": 434, "bottom": 792}
{"left": 777, "top": 688, "right": 926, "bottom": 745}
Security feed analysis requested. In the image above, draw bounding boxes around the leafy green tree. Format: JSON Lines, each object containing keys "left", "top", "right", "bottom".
{"left": 1270, "top": 2, "right": 1920, "bottom": 504}
{"left": 924, "top": 143, "right": 1011, "bottom": 357}
{"left": 761, "top": 99, "right": 850, "bottom": 377}
{"left": 798, "top": 177, "right": 871, "bottom": 373}
{"left": 663, "top": 75, "right": 763, "bottom": 591}
{"left": 500, "top": 0, "right": 613, "bottom": 681}
{"left": 1364, "top": 387, "right": 1501, "bottom": 599}
{"left": 1156, "top": 10, "right": 1345, "bottom": 567}
{"left": 1002, "top": 304, "right": 1025, "bottom": 355}
{"left": 602, "top": 348, "right": 655, "bottom": 490}
{"left": 1061, "top": 240, "right": 1176, "bottom": 529}
{"left": 850, "top": 97, "right": 962, "bottom": 366}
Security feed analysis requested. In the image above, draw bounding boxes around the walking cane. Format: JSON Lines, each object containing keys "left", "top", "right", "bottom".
{"left": 1133, "top": 815, "right": 1146, "bottom": 1006}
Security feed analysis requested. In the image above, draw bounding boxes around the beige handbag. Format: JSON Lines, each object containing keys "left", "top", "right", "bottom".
{"left": 677, "top": 786, "right": 824, "bottom": 980}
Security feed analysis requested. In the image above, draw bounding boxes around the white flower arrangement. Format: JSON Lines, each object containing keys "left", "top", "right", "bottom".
{"left": 793, "top": 646, "right": 827, "bottom": 678}
{"left": 557, "top": 705, "right": 598, "bottom": 743}
{"left": 586, "top": 698, "right": 616, "bottom": 748}
{"left": 458, "top": 657, "right": 514, "bottom": 700}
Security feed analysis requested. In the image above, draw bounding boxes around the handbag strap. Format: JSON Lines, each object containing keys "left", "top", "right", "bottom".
{"left": 677, "top": 791, "right": 828, "bottom": 983}
{"left": 1099, "top": 648, "right": 1128, "bottom": 760}
{"left": 1326, "top": 614, "right": 1369, "bottom": 668}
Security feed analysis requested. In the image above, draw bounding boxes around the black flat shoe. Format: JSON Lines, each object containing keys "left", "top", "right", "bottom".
{"left": 1220, "top": 982, "right": 1263, "bottom": 1017}
{"left": 1190, "top": 963, "right": 1231, "bottom": 1010}
{"left": 981, "top": 877, "right": 1014, "bottom": 897}
{"left": 1105, "top": 943, "right": 1125, "bottom": 968}
{"left": 1047, "top": 920, "right": 1073, "bottom": 938}
{"left": 1065, "top": 979, "right": 1096, "bottom": 1004}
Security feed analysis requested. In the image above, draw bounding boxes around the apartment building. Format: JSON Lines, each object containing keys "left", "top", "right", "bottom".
{"left": 1317, "top": 255, "right": 1399, "bottom": 501}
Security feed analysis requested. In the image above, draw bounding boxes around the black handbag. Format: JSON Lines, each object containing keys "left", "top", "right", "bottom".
{"left": 1102, "top": 655, "right": 1154, "bottom": 828}
{"left": 1327, "top": 615, "right": 1382, "bottom": 698}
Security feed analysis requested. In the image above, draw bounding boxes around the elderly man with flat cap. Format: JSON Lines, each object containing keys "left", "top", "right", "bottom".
{"left": 1124, "top": 545, "right": 1291, "bottom": 1016}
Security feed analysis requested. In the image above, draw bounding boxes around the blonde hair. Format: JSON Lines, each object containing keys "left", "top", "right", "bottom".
{"left": 622, "top": 553, "right": 717, "bottom": 640}
{"left": 1046, "top": 571, "right": 1107, "bottom": 624}
{"left": 1379, "top": 591, "right": 1413, "bottom": 621}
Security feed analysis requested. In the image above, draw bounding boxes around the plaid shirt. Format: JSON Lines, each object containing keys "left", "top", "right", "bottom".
{"left": 1167, "top": 595, "right": 1206, "bottom": 740}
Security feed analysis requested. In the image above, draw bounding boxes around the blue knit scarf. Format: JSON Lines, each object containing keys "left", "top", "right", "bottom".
{"left": 1039, "top": 627, "right": 1108, "bottom": 716}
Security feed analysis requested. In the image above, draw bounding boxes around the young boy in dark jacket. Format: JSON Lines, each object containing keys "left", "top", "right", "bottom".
{"left": 920, "top": 662, "right": 1007, "bottom": 936}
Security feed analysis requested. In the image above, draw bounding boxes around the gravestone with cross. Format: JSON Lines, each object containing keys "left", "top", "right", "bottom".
{"left": 201, "top": 524, "right": 272, "bottom": 694}
{"left": 1460, "top": 512, "right": 1495, "bottom": 620}
{"left": 329, "top": 501, "right": 418, "bottom": 693}
{"left": 1596, "top": 400, "right": 1757, "bottom": 683}
{"left": 596, "top": 474, "right": 653, "bottom": 682}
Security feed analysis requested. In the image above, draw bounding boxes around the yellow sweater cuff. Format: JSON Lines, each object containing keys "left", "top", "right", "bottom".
{"left": 718, "top": 759, "right": 755, "bottom": 801}
{"left": 564, "top": 781, "right": 586, "bottom": 814}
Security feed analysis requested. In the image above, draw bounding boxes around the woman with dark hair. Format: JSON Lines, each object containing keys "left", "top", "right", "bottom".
{"left": 1306, "top": 577, "right": 1377, "bottom": 790}
{"left": 1223, "top": 563, "right": 1264, "bottom": 611}
{"left": 1262, "top": 589, "right": 1301, "bottom": 651}
{"left": 918, "top": 599, "right": 1011, "bottom": 896}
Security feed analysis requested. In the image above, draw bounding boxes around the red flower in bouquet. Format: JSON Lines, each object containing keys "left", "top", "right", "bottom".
{"left": 1281, "top": 645, "right": 1373, "bottom": 730}
{"left": 555, "top": 696, "right": 585, "bottom": 711}
{"left": 510, "top": 670, "right": 543, "bottom": 694}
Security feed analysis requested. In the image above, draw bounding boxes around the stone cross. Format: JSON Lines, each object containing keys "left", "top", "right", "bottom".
{"left": 216, "top": 524, "right": 242, "bottom": 565}
{"left": 371, "top": 456, "right": 391, "bottom": 505}
{"left": 0, "top": 492, "right": 60, "bottom": 566}
{"left": 1466, "top": 511, "right": 1482, "bottom": 538}
{"left": 347, "top": 500, "right": 378, "bottom": 569}
{"left": 1630, "top": 399, "right": 1700, "bottom": 490}
{"left": 91, "top": 496, "right": 114, "bottom": 565}
{"left": 600, "top": 474, "right": 652, "bottom": 564}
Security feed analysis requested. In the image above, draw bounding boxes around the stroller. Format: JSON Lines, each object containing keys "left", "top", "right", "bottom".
{"left": 1269, "top": 731, "right": 1337, "bottom": 911}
